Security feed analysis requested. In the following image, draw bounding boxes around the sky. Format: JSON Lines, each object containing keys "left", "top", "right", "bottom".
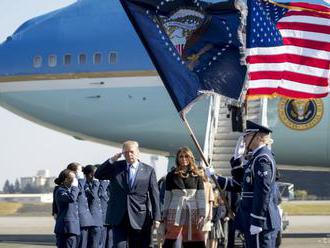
{"left": 0, "top": 0, "right": 169, "bottom": 189}
{"left": 0, "top": 0, "right": 329, "bottom": 189}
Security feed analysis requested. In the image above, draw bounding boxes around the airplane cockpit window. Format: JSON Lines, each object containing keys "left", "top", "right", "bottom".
{"left": 94, "top": 53, "right": 102, "bottom": 65}
{"left": 108, "top": 52, "right": 117, "bottom": 64}
{"left": 79, "top": 54, "right": 87, "bottom": 65}
{"left": 48, "top": 55, "right": 57, "bottom": 67}
{"left": 33, "top": 56, "right": 42, "bottom": 68}
{"left": 64, "top": 54, "right": 72, "bottom": 66}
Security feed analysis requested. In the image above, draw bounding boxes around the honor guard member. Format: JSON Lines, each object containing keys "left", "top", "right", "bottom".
{"left": 54, "top": 169, "right": 80, "bottom": 248}
{"left": 84, "top": 165, "right": 103, "bottom": 248}
{"left": 205, "top": 120, "right": 281, "bottom": 248}
{"left": 76, "top": 167, "right": 94, "bottom": 248}
{"left": 66, "top": 163, "right": 94, "bottom": 248}
{"left": 98, "top": 179, "right": 113, "bottom": 248}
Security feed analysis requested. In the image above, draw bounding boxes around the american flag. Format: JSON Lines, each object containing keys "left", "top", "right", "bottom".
{"left": 246, "top": 0, "right": 330, "bottom": 99}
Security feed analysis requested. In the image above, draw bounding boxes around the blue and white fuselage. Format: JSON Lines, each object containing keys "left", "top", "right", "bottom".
{"left": 0, "top": 0, "right": 329, "bottom": 165}
{"left": 0, "top": 0, "right": 210, "bottom": 155}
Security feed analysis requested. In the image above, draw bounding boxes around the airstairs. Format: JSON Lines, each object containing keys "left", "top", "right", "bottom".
{"left": 204, "top": 96, "right": 263, "bottom": 176}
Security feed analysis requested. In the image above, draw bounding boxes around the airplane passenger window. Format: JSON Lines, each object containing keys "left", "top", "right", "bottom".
{"left": 79, "top": 54, "right": 87, "bottom": 65}
{"left": 94, "top": 53, "right": 102, "bottom": 65}
{"left": 64, "top": 54, "right": 72, "bottom": 66}
{"left": 108, "top": 52, "right": 117, "bottom": 64}
{"left": 48, "top": 55, "right": 57, "bottom": 67}
{"left": 33, "top": 56, "right": 42, "bottom": 68}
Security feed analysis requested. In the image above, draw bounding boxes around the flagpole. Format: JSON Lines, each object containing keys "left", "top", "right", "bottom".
{"left": 180, "top": 112, "right": 234, "bottom": 219}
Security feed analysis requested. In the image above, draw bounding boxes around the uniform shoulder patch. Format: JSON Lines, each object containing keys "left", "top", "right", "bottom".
{"left": 257, "top": 170, "right": 268, "bottom": 178}
{"left": 256, "top": 155, "right": 271, "bottom": 164}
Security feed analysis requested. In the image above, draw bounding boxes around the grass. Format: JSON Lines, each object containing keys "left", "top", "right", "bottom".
{"left": 0, "top": 202, "right": 23, "bottom": 215}
{"left": 1, "top": 201, "right": 330, "bottom": 216}
{"left": 16, "top": 203, "right": 52, "bottom": 216}
{"left": 0, "top": 202, "right": 51, "bottom": 216}
{"left": 281, "top": 201, "right": 330, "bottom": 215}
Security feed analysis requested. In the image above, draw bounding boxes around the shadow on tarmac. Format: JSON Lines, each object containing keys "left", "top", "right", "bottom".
{"left": 0, "top": 235, "right": 55, "bottom": 246}
{"left": 0, "top": 233, "right": 329, "bottom": 246}
{"left": 283, "top": 233, "right": 330, "bottom": 238}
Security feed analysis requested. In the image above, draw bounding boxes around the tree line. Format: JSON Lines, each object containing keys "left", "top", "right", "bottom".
{"left": 2, "top": 179, "right": 53, "bottom": 194}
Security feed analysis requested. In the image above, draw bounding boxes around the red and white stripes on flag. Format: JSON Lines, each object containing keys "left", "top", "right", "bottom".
{"left": 247, "top": 1, "right": 330, "bottom": 99}
{"left": 175, "top": 44, "right": 185, "bottom": 56}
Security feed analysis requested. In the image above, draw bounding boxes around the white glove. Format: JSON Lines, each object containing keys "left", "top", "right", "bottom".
{"left": 71, "top": 177, "right": 79, "bottom": 187}
{"left": 76, "top": 171, "right": 84, "bottom": 179}
{"left": 234, "top": 135, "right": 245, "bottom": 159}
{"left": 250, "top": 225, "right": 262, "bottom": 235}
{"left": 204, "top": 167, "right": 215, "bottom": 178}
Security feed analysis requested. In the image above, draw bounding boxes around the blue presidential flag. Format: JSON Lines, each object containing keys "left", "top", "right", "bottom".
{"left": 120, "top": 0, "right": 247, "bottom": 112}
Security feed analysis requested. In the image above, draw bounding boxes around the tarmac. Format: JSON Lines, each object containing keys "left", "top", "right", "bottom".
{"left": 0, "top": 215, "right": 329, "bottom": 247}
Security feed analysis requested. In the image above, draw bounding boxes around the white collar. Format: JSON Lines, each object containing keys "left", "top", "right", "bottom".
{"left": 252, "top": 144, "right": 266, "bottom": 156}
{"left": 127, "top": 161, "right": 139, "bottom": 169}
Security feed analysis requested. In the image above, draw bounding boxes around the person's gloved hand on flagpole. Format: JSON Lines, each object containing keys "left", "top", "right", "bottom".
{"left": 250, "top": 225, "right": 262, "bottom": 235}
{"left": 204, "top": 166, "right": 215, "bottom": 178}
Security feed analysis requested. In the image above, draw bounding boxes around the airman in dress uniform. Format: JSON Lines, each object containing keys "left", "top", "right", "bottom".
{"left": 54, "top": 169, "right": 80, "bottom": 248}
{"left": 98, "top": 179, "right": 112, "bottom": 248}
{"left": 84, "top": 165, "right": 103, "bottom": 248}
{"left": 206, "top": 120, "right": 281, "bottom": 248}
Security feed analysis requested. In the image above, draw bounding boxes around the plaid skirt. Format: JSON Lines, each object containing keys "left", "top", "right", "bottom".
{"left": 164, "top": 209, "right": 204, "bottom": 242}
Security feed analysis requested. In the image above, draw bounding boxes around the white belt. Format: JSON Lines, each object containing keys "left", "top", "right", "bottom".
{"left": 174, "top": 196, "right": 193, "bottom": 240}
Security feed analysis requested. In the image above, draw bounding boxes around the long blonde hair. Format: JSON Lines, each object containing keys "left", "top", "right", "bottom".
{"left": 260, "top": 133, "right": 273, "bottom": 145}
{"left": 174, "top": 147, "right": 202, "bottom": 178}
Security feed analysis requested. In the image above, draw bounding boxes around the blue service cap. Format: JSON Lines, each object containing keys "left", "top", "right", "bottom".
{"left": 245, "top": 120, "right": 272, "bottom": 135}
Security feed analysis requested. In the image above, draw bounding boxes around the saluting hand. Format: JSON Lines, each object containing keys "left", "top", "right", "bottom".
{"left": 234, "top": 135, "right": 245, "bottom": 159}
{"left": 111, "top": 152, "right": 122, "bottom": 162}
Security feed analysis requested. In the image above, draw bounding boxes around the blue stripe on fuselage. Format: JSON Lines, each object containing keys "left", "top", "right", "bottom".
{"left": 0, "top": 0, "right": 155, "bottom": 76}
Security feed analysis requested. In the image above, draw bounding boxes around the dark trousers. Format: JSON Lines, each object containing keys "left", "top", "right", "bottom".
{"left": 56, "top": 233, "right": 78, "bottom": 248}
{"left": 227, "top": 219, "right": 236, "bottom": 248}
{"left": 78, "top": 227, "right": 89, "bottom": 248}
{"left": 112, "top": 213, "right": 151, "bottom": 248}
{"left": 88, "top": 226, "right": 102, "bottom": 248}
{"left": 245, "top": 229, "right": 277, "bottom": 248}
{"left": 105, "top": 227, "right": 113, "bottom": 248}
{"left": 99, "top": 226, "right": 113, "bottom": 248}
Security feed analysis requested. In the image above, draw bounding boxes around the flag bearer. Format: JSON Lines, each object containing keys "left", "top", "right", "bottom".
{"left": 205, "top": 120, "right": 281, "bottom": 248}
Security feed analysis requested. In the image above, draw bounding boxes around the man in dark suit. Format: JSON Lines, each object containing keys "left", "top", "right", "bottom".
{"left": 95, "top": 140, "right": 161, "bottom": 248}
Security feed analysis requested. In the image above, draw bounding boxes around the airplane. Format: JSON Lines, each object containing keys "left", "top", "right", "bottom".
{"left": 0, "top": 0, "right": 329, "bottom": 169}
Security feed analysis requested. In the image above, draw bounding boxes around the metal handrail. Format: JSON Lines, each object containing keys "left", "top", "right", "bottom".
{"left": 202, "top": 94, "right": 221, "bottom": 166}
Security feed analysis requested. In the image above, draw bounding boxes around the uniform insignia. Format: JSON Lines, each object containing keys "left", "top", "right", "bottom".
{"left": 258, "top": 156, "right": 269, "bottom": 164}
{"left": 257, "top": 170, "right": 268, "bottom": 177}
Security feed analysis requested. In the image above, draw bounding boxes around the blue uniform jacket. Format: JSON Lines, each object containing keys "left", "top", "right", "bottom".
{"left": 54, "top": 185, "right": 80, "bottom": 235}
{"left": 86, "top": 179, "right": 104, "bottom": 227}
{"left": 77, "top": 178, "right": 94, "bottom": 227}
{"left": 217, "top": 146, "right": 281, "bottom": 233}
{"left": 98, "top": 180, "right": 110, "bottom": 224}
{"left": 52, "top": 185, "right": 60, "bottom": 217}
